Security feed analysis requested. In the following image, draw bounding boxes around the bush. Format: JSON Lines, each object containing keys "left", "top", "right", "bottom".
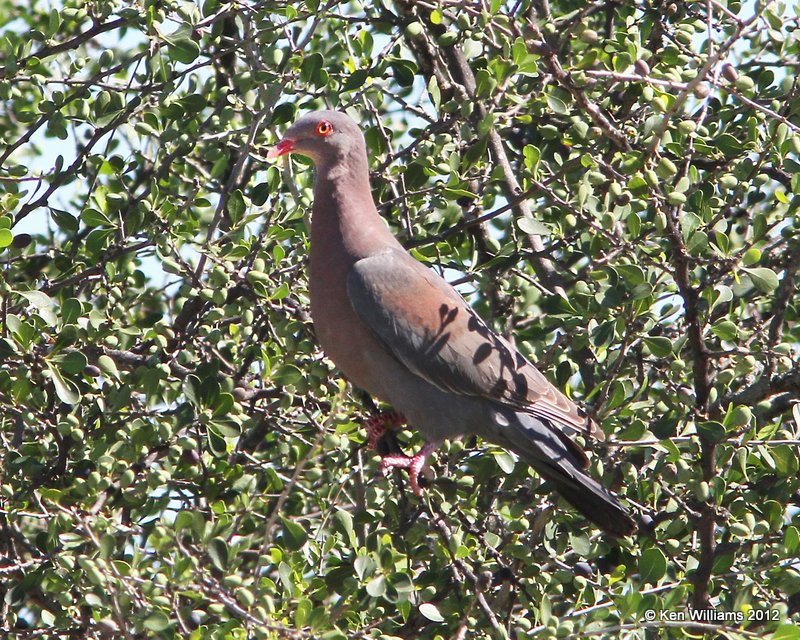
{"left": 0, "top": 1, "right": 799, "bottom": 638}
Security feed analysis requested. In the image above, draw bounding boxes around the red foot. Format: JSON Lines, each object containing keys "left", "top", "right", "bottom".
{"left": 364, "top": 411, "right": 405, "bottom": 451}
{"left": 379, "top": 442, "right": 438, "bottom": 496}
{"left": 362, "top": 411, "right": 436, "bottom": 495}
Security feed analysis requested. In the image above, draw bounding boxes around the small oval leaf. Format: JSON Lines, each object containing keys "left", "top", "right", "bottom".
{"left": 419, "top": 602, "right": 444, "bottom": 622}
{"left": 742, "top": 267, "right": 778, "bottom": 293}
{"left": 639, "top": 547, "right": 667, "bottom": 585}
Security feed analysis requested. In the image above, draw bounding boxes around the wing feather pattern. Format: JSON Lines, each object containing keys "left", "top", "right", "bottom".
{"left": 346, "top": 250, "right": 600, "bottom": 441}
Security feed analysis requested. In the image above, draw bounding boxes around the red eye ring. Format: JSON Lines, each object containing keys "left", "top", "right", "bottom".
{"left": 316, "top": 120, "right": 333, "bottom": 136}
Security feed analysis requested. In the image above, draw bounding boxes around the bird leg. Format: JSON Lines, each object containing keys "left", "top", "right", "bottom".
{"left": 379, "top": 442, "right": 437, "bottom": 496}
{"left": 363, "top": 411, "right": 435, "bottom": 496}
{"left": 364, "top": 410, "right": 405, "bottom": 453}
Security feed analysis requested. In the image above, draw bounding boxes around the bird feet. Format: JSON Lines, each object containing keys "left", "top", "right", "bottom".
{"left": 364, "top": 411, "right": 434, "bottom": 496}
{"left": 379, "top": 443, "right": 437, "bottom": 496}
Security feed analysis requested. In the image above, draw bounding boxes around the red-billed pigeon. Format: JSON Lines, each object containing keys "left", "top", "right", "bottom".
{"left": 268, "top": 110, "right": 635, "bottom": 536}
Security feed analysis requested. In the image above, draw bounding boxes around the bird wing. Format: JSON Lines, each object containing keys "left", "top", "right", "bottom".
{"left": 346, "top": 249, "right": 600, "bottom": 440}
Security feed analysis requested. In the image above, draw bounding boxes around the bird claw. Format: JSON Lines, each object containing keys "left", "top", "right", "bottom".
{"left": 379, "top": 443, "right": 437, "bottom": 496}
{"left": 363, "top": 411, "right": 436, "bottom": 496}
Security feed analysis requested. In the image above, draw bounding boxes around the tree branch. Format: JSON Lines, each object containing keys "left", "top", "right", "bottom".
{"left": 395, "top": 0, "right": 563, "bottom": 292}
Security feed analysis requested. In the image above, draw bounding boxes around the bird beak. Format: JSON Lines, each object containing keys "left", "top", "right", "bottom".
{"left": 267, "top": 138, "right": 296, "bottom": 159}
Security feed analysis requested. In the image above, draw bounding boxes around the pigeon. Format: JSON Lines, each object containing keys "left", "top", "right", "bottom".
{"left": 267, "top": 110, "right": 635, "bottom": 535}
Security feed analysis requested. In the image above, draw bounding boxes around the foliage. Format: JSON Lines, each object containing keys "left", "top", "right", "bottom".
{"left": 1, "top": 0, "right": 800, "bottom": 638}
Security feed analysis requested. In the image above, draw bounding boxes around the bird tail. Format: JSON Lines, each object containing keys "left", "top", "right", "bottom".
{"left": 487, "top": 408, "right": 636, "bottom": 536}
{"left": 537, "top": 463, "right": 636, "bottom": 537}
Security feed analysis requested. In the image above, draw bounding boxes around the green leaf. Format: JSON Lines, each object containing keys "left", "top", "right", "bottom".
{"left": 54, "top": 350, "right": 88, "bottom": 375}
{"left": 442, "top": 187, "right": 477, "bottom": 200}
{"left": 464, "top": 135, "right": 488, "bottom": 167}
{"left": 51, "top": 208, "right": 79, "bottom": 233}
{"left": 271, "top": 283, "right": 290, "bottom": 300}
{"left": 97, "top": 355, "right": 119, "bottom": 379}
{"left": 366, "top": 575, "right": 386, "bottom": 597}
{"left": 295, "top": 598, "right": 312, "bottom": 628}
{"left": 207, "top": 428, "right": 227, "bottom": 457}
{"left": 716, "top": 133, "right": 744, "bottom": 156}
{"left": 45, "top": 362, "right": 80, "bottom": 405}
{"left": 142, "top": 610, "right": 171, "bottom": 632}
{"left": 0, "top": 229, "right": 11, "bottom": 248}
{"left": 273, "top": 364, "right": 303, "bottom": 386}
{"left": 539, "top": 593, "right": 552, "bottom": 625}
{"left": 615, "top": 264, "right": 645, "bottom": 285}
{"left": 742, "top": 247, "right": 761, "bottom": 266}
{"left": 81, "top": 208, "right": 114, "bottom": 228}
{"left": 517, "top": 217, "right": 550, "bottom": 236}
{"left": 343, "top": 68, "right": 369, "bottom": 91}
{"left": 211, "top": 392, "right": 234, "bottom": 418}
{"left": 333, "top": 509, "right": 354, "bottom": 544}
{"left": 697, "top": 421, "right": 727, "bottom": 444}
{"left": 674, "top": 176, "right": 691, "bottom": 193}
{"left": 18, "top": 290, "right": 53, "bottom": 310}
{"left": 680, "top": 212, "right": 702, "bottom": 239}
{"left": 208, "top": 537, "right": 228, "bottom": 571}
{"left": 0, "top": 338, "right": 16, "bottom": 357}
{"left": 183, "top": 374, "right": 201, "bottom": 404}
{"left": 354, "top": 555, "right": 376, "bottom": 580}
{"left": 711, "top": 320, "right": 738, "bottom": 342}
{"left": 270, "top": 102, "right": 297, "bottom": 126}
{"left": 390, "top": 572, "right": 414, "bottom": 594}
{"left": 771, "top": 625, "right": 800, "bottom": 640}
{"left": 523, "top": 144, "right": 540, "bottom": 175}
{"left": 785, "top": 526, "right": 800, "bottom": 555}
{"left": 638, "top": 547, "right": 667, "bottom": 584}
{"left": 626, "top": 211, "right": 642, "bottom": 236}
{"left": 742, "top": 267, "right": 779, "bottom": 293}
{"left": 60, "top": 298, "right": 83, "bottom": 325}
{"left": 208, "top": 419, "right": 241, "bottom": 438}
{"left": 643, "top": 336, "right": 672, "bottom": 357}
{"left": 546, "top": 93, "right": 568, "bottom": 115}
{"left": 228, "top": 189, "right": 245, "bottom": 224}
{"left": 162, "top": 24, "right": 200, "bottom": 64}
{"left": 493, "top": 450, "right": 515, "bottom": 473}
{"left": 93, "top": 185, "right": 108, "bottom": 213}
{"left": 511, "top": 38, "right": 528, "bottom": 66}
{"left": 570, "top": 533, "right": 591, "bottom": 556}
{"left": 474, "top": 69, "right": 497, "bottom": 99}
{"left": 419, "top": 602, "right": 444, "bottom": 622}
{"left": 427, "top": 76, "right": 441, "bottom": 109}
{"left": 712, "top": 285, "right": 733, "bottom": 311}
{"left": 280, "top": 517, "right": 308, "bottom": 551}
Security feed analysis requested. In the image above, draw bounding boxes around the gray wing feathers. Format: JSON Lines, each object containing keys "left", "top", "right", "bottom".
{"left": 346, "top": 251, "right": 592, "bottom": 436}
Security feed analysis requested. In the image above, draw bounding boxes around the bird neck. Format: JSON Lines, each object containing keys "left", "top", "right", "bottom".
{"left": 311, "top": 153, "right": 399, "bottom": 260}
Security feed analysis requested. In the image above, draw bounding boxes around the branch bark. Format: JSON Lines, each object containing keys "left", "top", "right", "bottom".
{"left": 661, "top": 198, "right": 716, "bottom": 610}
{"left": 394, "top": 0, "right": 563, "bottom": 293}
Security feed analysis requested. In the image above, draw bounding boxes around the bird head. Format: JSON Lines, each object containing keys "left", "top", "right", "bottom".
{"left": 267, "top": 110, "right": 364, "bottom": 164}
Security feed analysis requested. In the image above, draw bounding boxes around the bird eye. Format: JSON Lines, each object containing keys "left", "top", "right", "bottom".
{"left": 316, "top": 120, "right": 333, "bottom": 136}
